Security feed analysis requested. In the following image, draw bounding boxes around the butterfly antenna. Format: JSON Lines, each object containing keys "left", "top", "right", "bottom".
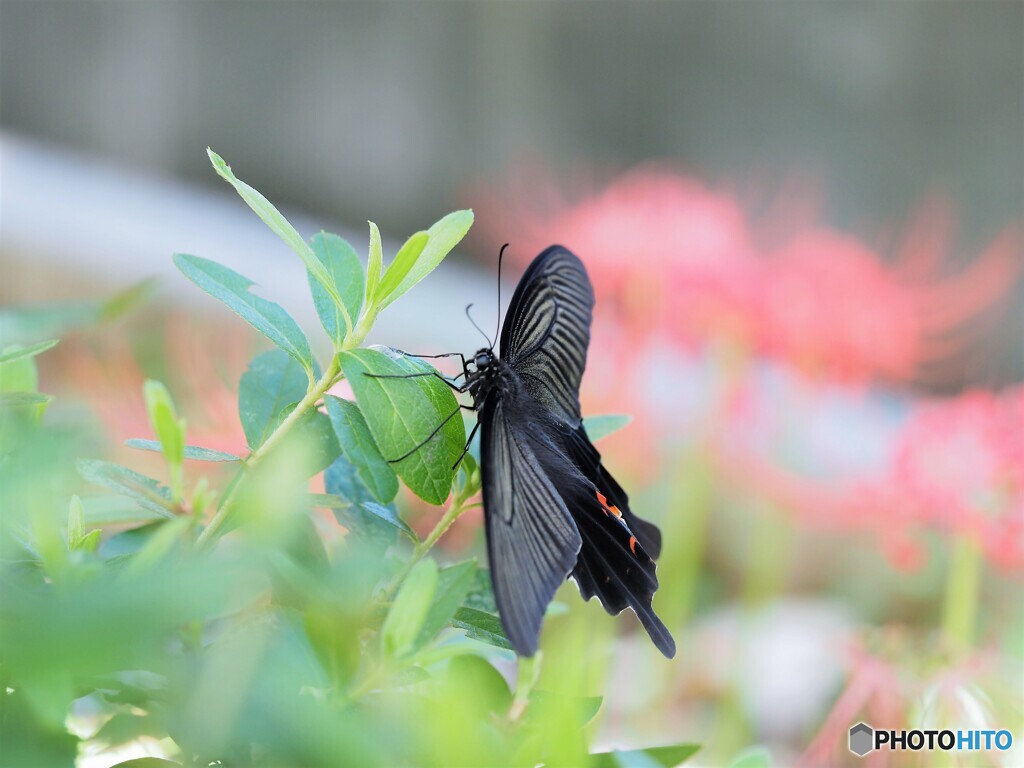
{"left": 465, "top": 303, "right": 493, "bottom": 348}
{"left": 494, "top": 243, "right": 509, "bottom": 351}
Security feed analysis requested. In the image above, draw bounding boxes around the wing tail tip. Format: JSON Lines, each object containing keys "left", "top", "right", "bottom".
{"left": 636, "top": 605, "right": 677, "bottom": 659}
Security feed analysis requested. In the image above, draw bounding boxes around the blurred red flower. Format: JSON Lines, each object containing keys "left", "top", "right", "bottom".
{"left": 476, "top": 166, "right": 1021, "bottom": 386}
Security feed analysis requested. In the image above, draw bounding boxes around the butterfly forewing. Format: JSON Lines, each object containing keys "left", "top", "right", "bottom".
{"left": 500, "top": 246, "right": 595, "bottom": 428}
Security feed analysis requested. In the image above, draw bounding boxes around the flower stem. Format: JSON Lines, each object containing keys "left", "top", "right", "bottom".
{"left": 195, "top": 354, "right": 341, "bottom": 549}
{"left": 942, "top": 532, "right": 983, "bottom": 653}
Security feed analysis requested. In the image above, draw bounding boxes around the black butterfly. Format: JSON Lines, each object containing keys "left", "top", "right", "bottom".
{"left": 456, "top": 245, "right": 676, "bottom": 659}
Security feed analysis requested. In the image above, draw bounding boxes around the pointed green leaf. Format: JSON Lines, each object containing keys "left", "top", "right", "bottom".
{"left": 124, "top": 439, "right": 240, "bottom": 462}
{"left": 67, "top": 495, "right": 84, "bottom": 547}
{"left": 0, "top": 280, "right": 154, "bottom": 345}
{"left": 174, "top": 254, "right": 312, "bottom": 372}
{"left": 0, "top": 339, "right": 58, "bottom": 365}
{"left": 309, "top": 232, "right": 364, "bottom": 346}
{"left": 325, "top": 395, "right": 398, "bottom": 503}
{"left": 359, "top": 501, "right": 417, "bottom": 541}
{"left": 374, "top": 230, "right": 428, "bottom": 305}
{"left": 323, "top": 456, "right": 402, "bottom": 546}
{"left": 76, "top": 460, "right": 175, "bottom": 518}
{"left": 376, "top": 209, "right": 474, "bottom": 309}
{"left": 382, "top": 558, "right": 438, "bottom": 657}
{"left": 206, "top": 149, "right": 342, "bottom": 308}
{"left": 416, "top": 559, "right": 478, "bottom": 649}
{"left": 143, "top": 380, "right": 186, "bottom": 499}
{"left": 366, "top": 221, "right": 384, "bottom": 302}
{"left": 340, "top": 347, "right": 464, "bottom": 506}
{"left": 583, "top": 414, "right": 632, "bottom": 442}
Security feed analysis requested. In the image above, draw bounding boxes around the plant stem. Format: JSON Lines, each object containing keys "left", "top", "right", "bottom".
{"left": 195, "top": 355, "right": 341, "bottom": 549}
{"left": 942, "top": 532, "right": 983, "bottom": 653}
{"left": 381, "top": 493, "right": 467, "bottom": 600}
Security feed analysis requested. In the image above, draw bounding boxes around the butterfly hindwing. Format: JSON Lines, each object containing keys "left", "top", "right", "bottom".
{"left": 500, "top": 246, "right": 595, "bottom": 428}
{"left": 480, "top": 393, "right": 583, "bottom": 656}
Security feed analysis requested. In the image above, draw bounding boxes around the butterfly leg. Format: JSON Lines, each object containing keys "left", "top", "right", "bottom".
{"left": 392, "top": 349, "right": 469, "bottom": 369}
{"left": 451, "top": 419, "right": 481, "bottom": 471}
{"left": 385, "top": 404, "right": 472, "bottom": 463}
{"left": 364, "top": 370, "right": 469, "bottom": 392}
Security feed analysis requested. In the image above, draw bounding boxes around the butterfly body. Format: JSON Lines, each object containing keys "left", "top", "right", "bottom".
{"left": 461, "top": 246, "right": 676, "bottom": 659}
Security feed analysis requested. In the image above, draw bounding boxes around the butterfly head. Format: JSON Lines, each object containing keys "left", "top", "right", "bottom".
{"left": 472, "top": 348, "right": 495, "bottom": 372}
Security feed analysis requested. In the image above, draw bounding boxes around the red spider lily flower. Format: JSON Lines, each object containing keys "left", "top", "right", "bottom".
{"left": 475, "top": 166, "right": 1021, "bottom": 387}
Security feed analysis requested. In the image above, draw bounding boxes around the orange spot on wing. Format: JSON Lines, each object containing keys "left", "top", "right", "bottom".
{"left": 629, "top": 536, "right": 638, "bottom": 555}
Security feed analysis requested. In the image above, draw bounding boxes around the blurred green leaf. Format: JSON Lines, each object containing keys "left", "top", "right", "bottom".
{"left": 323, "top": 455, "right": 402, "bottom": 547}
{"left": 583, "top": 414, "right": 632, "bottom": 442}
{"left": 174, "top": 254, "right": 312, "bottom": 373}
{"left": 0, "top": 347, "right": 40, "bottom": 393}
{"left": 238, "top": 349, "right": 309, "bottom": 449}
{"left": 325, "top": 395, "right": 398, "bottom": 503}
{"left": 77, "top": 460, "right": 175, "bottom": 518}
{"left": 366, "top": 221, "right": 384, "bottom": 303}
{"left": 415, "top": 559, "right": 478, "bottom": 649}
{"left": 382, "top": 558, "right": 438, "bottom": 657}
{"left": 79, "top": 497, "right": 171, "bottom": 526}
{"left": 0, "top": 339, "right": 58, "bottom": 365}
{"left": 588, "top": 744, "right": 702, "bottom": 768}
{"left": 340, "top": 346, "right": 464, "bottom": 506}
{"left": 727, "top": 748, "right": 772, "bottom": 768}
{"left": 376, "top": 210, "right": 474, "bottom": 310}
{"left": 125, "top": 439, "right": 240, "bottom": 462}
{"left": 451, "top": 607, "right": 512, "bottom": 650}
{"left": 309, "top": 232, "right": 364, "bottom": 347}
{"left": 0, "top": 280, "right": 154, "bottom": 345}
{"left": 143, "top": 381, "right": 185, "bottom": 463}
{"left": 108, "top": 758, "right": 181, "bottom": 767}
{"left": 93, "top": 712, "right": 163, "bottom": 747}
{"left": 446, "top": 654, "right": 512, "bottom": 715}
{"left": 374, "top": 230, "right": 428, "bottom": 306}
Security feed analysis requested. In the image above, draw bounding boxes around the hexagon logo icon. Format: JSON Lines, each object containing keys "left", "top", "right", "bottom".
{"left": 849, "top": 722, "right": 874, "bottom": 757}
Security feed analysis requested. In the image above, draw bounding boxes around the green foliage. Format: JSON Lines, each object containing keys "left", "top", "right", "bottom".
{"left": 0, "top": 151, "right": 698, "bottom": 768}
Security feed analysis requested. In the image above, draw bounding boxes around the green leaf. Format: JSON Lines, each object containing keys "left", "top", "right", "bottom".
{"left": 67, "top": 495, "right": 84, "bottom": 547}
{"left": 125, "top": 439, "right": 240, "bottom": 462}
{"left": 325, "top": 395, "right": 398, "bottom": 503}
{"left": 79, "top": 496, "right": 177, "bottom": 526}
{"left": 445, "top": 654, "right": 512, "bottom": 715}
{"left": 238, "top": 349, "right": 309, "bottom": 449}
{"left": 174, "top": 254, "right": 312, "bottom": 372}
{"left": 374, "top": 230, "right": 428, "bottom": 305}
{"left": 359, "top": 502, "right": 417, "bottom": 541}
{"left": 451, "top": 607, "right": 512, "bottom": 650}
{"left": 323, "top": 456, "right": 403, "bottom": 546}
{"left": 77, "top": 460, "right": 175, "bottom": 518}
{"left": 143, "top": 380, "right": 186, "bottom": 499}
{"left": 309, "top": 232, "right": 364, "bottom": 346}
{"left": 296, "top": 408, "right": 343, "bottom": 477}
{"left": 340, "top": 347, "right": 464, "bottom": 506}
{"left": 206, "top": 149, "right": 342, "bottom": 309}
{"left": 727, "top": 748, "right": 772, "bottom": 768}
{"left": 109, "top": 758, "right": 182, "bottom": 767}
{"left": 381, "top": 558, "right": 438, "bottom": 657}
{"left": 376, "top": 209, "right": 474, "bottom": 310}
{"left": 0, "top": 348, "right": 40, "bottom": 393}
{"left": 583, "top": 414, "right": 632, "bottom": 442}
{"left": 415, "top": 559, "right": 478, "bottom": 649}
{"left": 0, "top": 280, "right": 154, "bottom": 345}
{"left": 0, "top": 339, "right": 58, "bottom": 365}
{"left": 589, "top": 744, "right": 702, "bottom": 768}
{"left": 366, "top": 221, "right": 384, "bottom": 302}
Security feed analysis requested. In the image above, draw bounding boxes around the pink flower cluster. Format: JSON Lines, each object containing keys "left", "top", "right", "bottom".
{"left": 482, "top": 167, "right": 1020, "bottom": 386}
